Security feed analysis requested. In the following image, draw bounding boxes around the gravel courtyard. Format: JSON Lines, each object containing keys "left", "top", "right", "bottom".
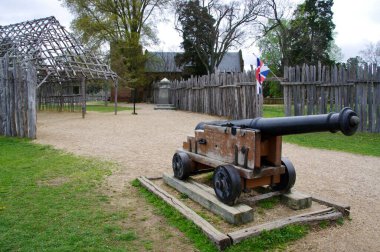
{"left": 35, "top": 104, "right": 380, "bottom": 251}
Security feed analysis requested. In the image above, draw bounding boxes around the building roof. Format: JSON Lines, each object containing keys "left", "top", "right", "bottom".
{"left": 145, "top": 52, "right": 183, "bottom": 73}
{"left": 0, "top": 16, "right": 117, "bottom": 84}
{"left": 217, "top": 52, "right": 242, "bottom": 73}
{"left": 145, "top": 51, "right": 243, "bottom": 73}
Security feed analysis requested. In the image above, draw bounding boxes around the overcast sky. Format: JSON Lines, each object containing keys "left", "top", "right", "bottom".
{"left": 1, "top": 0, "right": 379, "bottom": 67}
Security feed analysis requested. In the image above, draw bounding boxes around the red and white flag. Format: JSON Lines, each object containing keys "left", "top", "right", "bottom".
{"left": 255, "top": 58, "right": 270, "bottom": 94}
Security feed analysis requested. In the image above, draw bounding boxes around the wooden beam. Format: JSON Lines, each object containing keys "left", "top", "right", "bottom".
{"left": 242, "top": 191, "right": 283, "bottom": 205}
{"left": 163, "top": 173, "right": 253, "bottom": 225}
{"left": 228, "top": 208, "right": 342, "bottom": 244}
{"left": 178, "top": 149, "right": 254, "bottom": 179}
{"left": 137, "top": 176, "right": 231, "bottom": 250}
{"left": 81, "top": 77, "right": 86, "bottom": 119}
{"left": 114, "top": 80, "right": 118, "bottom": 115}
{"left": 312, "top": 196, "right": 351, "bottom": 217}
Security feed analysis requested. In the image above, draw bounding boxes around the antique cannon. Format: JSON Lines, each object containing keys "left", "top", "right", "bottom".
{"left": 172, "top": 107, "right": 359, "bottom": 205}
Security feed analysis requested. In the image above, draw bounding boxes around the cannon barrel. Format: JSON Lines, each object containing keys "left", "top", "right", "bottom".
{"left": 195, "top": 107, "right": 360, "bottom": 136}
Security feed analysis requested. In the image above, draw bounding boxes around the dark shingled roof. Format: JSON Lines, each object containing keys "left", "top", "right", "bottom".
{"left": 145, "top": 52, "right": 183, "bottom": 73}
{"left": 145, "top": 51, "right": 243, "bottom": 73}
{"left": 218, "top": 52, "right": 242, "bottom": 72}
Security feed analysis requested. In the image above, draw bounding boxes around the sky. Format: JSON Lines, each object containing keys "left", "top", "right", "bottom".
{"left": 0, "top": 0, "right": 379, "bottom": 68}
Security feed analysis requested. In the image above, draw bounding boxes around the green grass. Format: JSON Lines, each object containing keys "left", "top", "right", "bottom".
{"left": 132, "top": 180, "right": 309, "bottom": 252}
{"left": 263, "top": 105, "right": 380, "bottom": 157}
{"left": 39, "top": 103, "right": 134, "bottom": 113}
{"left": 131, "top": 179, "right": 217, "bottom": 252}
{"left": 257, "top": 197, "right": 280, "bottom": 210}
{"left": 226, "top": 225, "right": 308, "bottom": 252}
{"left": 0, "top": 137, "right": 139, "bottom": 251}
{"left": 263, "top": 105, "right": 286, "bottom": 118}
{"left": 85, "top": 104, "right": 134, "bottom": 112}
{"left": 283, "top": 132, "right": 380, "bottom": 156}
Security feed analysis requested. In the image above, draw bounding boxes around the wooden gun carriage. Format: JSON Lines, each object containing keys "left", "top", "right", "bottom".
{"left": 172, "top": 107, "right": 359, "bottom": 205}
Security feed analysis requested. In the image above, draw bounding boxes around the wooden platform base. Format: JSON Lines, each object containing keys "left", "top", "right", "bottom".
{"left": 163, "top": 173, "right": 253, "bottom": 225}
{"left": 138, "top": 176, "right": 350, "bottom": 250}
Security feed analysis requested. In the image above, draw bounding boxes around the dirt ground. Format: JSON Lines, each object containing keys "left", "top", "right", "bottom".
{"left": 35, "top": 103, "right": 380, "bottom": 251}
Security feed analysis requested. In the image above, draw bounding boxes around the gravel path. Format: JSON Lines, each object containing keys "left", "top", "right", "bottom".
{"left": 35, "top": 104, "right": 380, "bottom": 251}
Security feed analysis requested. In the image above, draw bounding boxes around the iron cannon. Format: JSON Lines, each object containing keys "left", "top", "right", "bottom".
{"left": 172, "top": 107, "right": 359, "bottom": 205}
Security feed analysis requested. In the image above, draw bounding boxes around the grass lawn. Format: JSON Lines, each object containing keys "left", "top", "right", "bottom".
{"left": 39, "top": 101, "right": 135, "bottom": 113}
{"left": 0, "top": 137, "right": 139, "bottom": 251}
{"left": 86, "top": 104, "right": 134, "bottom": 113}
{"left": 0, "top": 136, "right": 309, "bottom": 251}
{"left": 263, "top": 105, "right": 380, "bottom": 157}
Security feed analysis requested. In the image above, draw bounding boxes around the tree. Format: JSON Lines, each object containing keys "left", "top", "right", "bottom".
{"left": 175, "top": 0, "right": 265, "bottom": 75}
{"left": 257, "top": 19, "right": 291, "bottom": 75}
{"left": 328, "top": 40, "right": 344, "bottom": 63}
{"left": 288, "top": 0, "right": 335, "bottom": 65}
{"left": 346, "top": 56, "right": 365, "bottom": 68}
{"left": 61, "top": 0, "right": 170, "bottom": 86}
{"left": 175, "top": 0, "right": 215, "bottom": 75}
{"left": 256, "top": 0, "right": 295, "bottom": 72}
{"left": 360, "top": 41, "right": 380, "bottom": 65}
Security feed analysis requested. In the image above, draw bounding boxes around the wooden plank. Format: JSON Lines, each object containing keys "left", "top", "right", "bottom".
{"left": 177, "top": 149, "right": 283, "bottom": 180}
{"left": 312, "top": 195, "right": 351, "bottom": 217}
{"left": 0, "top": 57, "right": 5, "bottom": 135}
{"left": 26, "top": 62, "right": 37, "bottom": 139}
{"left": 362, "top": 83, "right": 368, "bottom": 131}
{"left": 376, "top": 83, "right": 380, "bottom": 132}
{"left": 81, "top": 77, "right": 86, "bottom": 118}
{"left": 242, "top": 191, "right": 283, "bottom": 204}
{"left": 228, "top": 208, "right": 342, "bottom": 244}
{"left": 138, "top": 176, "right": 231, "bottom": 250}
{"left": 163, "top": 173, "right": 254, "bottom": 225}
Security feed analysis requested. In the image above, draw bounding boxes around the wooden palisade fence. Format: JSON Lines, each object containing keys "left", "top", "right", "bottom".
{"left": 154, "top": 72, "right": 263, "bottom": 119}
{"left": 0, "top": 55, "right": 37, "bottom": 138}
{"left": 282, "top": 63, "right": 380, "bottom": 133}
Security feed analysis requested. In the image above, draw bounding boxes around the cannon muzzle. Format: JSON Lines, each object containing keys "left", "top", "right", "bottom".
{"left": 195, "top": 107, "right": 359, "bottom": 136}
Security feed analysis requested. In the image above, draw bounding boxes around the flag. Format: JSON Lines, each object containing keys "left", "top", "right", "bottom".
{"left": 255, "top": 58, "right": 270, "bottom": 94}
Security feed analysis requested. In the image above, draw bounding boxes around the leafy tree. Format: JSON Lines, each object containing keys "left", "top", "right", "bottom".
{"left": 257, "top": 0, "right": 295, "bottom": 73}
{"left": 346, "top": 56, "right": 365, "bottom": 68}
{"left": 328, "top": 39, "right": 344, "bottom": 63}
{"left": 175, "top": 0, "right": 265, "bottom": 75}
{"left": 288, "top": 0, "right": 335, "bottom": 65}
{"left": 258, "top": 20, "right": 290, "bottom": 75}
{"left": 61, "top": 0, "right": 170, "bottom": 87}
{"left": 360, "top": 41, "right": 380, "bottom": 65}
{"left": 175, "top": 0, "right": 215, "bottom": 76}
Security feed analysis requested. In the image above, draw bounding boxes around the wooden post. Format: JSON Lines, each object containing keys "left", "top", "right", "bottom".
{"left": 81, "top": 77, "right": 86, "bottom": 119}
{"left": 104, "top": 82, "right": 108, "bottom": 107}
{"left": 26, "top": 62, "right": 37, "bottom": 139}
{"left": 0, "top": 57, "right": 5, "bottom": 136}
{"left": 114, "top": 80, "right": 118, "bottom": 115}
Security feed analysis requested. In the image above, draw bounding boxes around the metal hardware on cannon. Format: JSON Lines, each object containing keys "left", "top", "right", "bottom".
{"left": 172, "top": 107, "right": 359, "bottom": 206}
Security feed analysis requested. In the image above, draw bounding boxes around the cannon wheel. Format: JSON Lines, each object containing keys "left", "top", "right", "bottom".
{"left": 172, "top": 152, "right": 192, "bottom": 180}
{"left": 272, "top": 157, "right": 296, "bottom": 191}
{"left": 213, "top": 165, "right": 242, "bottom": 206}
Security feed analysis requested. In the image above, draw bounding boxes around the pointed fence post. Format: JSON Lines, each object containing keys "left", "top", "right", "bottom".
{"left": 81, "top": 77, "right": 86, "bottom": 118}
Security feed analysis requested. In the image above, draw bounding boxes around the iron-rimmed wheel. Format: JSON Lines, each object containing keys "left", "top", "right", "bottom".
{"left": 272, "top": 157, "right": 296, "bottom": 191}
{"left": 172, "top": 152, "right": 192, "bottom": 180}
{"left": 213, "top": 165, "right": 242, "bottom": 206}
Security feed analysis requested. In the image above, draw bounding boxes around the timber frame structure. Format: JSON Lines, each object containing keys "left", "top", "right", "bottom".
{"left": 0, "top": 16, "right": 119, "bottom": 114}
